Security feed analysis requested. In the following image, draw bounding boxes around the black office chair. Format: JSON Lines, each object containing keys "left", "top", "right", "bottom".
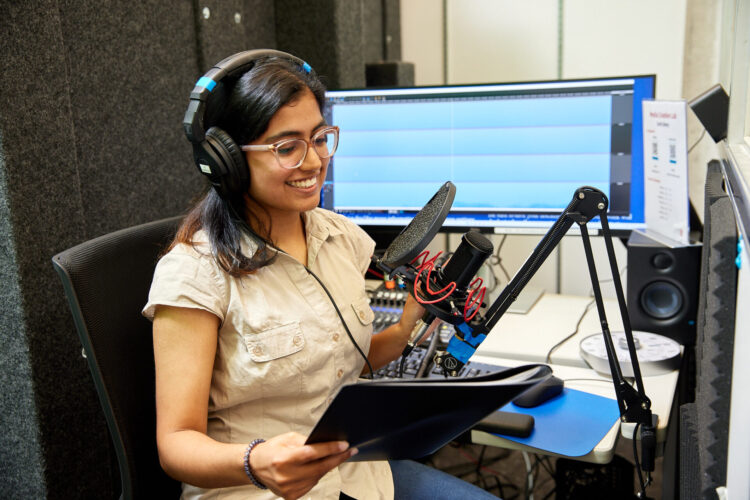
{"left": 52, "top": 216, "right": 183, "bottom": 500}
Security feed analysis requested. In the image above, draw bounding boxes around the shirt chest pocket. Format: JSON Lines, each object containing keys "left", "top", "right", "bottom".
{"left": 244, "top": 322, "right": 305, "bottom": 362}
{"left": 350, "top": 296, "right": 375, "bottom": 326}
{"left": 341, "top": 296, "right": 375, "bottom": 355}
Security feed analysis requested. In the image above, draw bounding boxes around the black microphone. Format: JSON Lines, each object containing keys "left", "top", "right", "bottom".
{"left": 416, "top": 230, "right": 494, "bottom": 322}
{"left": 403, "top": 231, "right": 493, "bottom": 355}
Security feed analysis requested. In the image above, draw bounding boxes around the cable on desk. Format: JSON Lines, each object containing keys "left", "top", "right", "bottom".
{"left": 532, "top": 455, "right": 557, "bottom": 500}
{"left": 431, "top": 443, "right": 520, "bottom": 499}
{"left": 545, "top": 298, "right": 595, "bottom": 364}
{"left": 535, "top": 454, "right": 555, "bottom": 478}
{"left": 480, "top": 259, "right": 498, "bottom": 294}
{"left": 474, "top": 446, "right": 510, "bottom": 498}
{"left": 522, "top": 451, "right": 535, "bottom": 500}
{"left": 562, "top": 377, "right": 632, "bottom": 385}
{"left": 688, "top": 128, "right": 707, "bottom": 153}
{"left": 488, "top": 235, "right": 512, "bottom": 286}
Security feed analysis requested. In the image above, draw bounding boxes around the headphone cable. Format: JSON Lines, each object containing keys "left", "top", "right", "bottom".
{"left": 304, "top": 266, "right": 375, "bottom": 379}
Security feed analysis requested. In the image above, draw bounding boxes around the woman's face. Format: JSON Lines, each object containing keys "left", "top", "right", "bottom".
{"left": 244, "top": 89, "right": 328, "bottom": 223}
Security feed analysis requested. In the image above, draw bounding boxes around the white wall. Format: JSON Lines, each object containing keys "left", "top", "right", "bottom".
{"left": 400, "top": 0, "right": 445, "bottom": 85}
{"left": 403, "top": 0, "right": 688, "bottom": 97}
{"left": 563, "top": 0, "right": 687, "bottom": 99}
{"left": 447, "top": 0, "right": 560, "bottom": 84}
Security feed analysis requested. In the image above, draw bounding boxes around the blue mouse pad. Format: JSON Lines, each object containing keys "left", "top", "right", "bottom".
{"left": 495, "top": 387, "right": 620, "bottom": 457}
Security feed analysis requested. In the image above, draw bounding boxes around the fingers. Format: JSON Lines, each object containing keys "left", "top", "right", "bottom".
{"left": 297, "top": 439, "right": 350, "bottom": 461}
{"left": 401, "top": 294, "right": 427, "bottom": 330}
{"left": 270, "top": 447, "right": 358, "bottom": 500}
{"left": 308, "top": 446, "right": 359, "bottom": 473}
{"left": 249, "top": 433, "right": 358, "bottom": 499}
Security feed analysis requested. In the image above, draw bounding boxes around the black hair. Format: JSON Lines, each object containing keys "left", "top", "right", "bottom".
{"left": 171, "top": 56, "right": 326, "bottom": 276}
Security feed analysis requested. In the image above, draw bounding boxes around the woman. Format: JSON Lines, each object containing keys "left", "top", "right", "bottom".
{"left": 144, "top": 51, "right": 499, "bottom": 500}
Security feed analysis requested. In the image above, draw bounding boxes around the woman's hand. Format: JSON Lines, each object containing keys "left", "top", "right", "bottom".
{"left": 365, "top": 292, "right": 439, "bottom": 371}
{"left": 250, "top": 432, "right": 357, "bottom": 500}
{"left": 399, "top": 294, "right": 442, "bottom": 346}
{"left": 397, "top": 293, "right": 426, "bottom": 338}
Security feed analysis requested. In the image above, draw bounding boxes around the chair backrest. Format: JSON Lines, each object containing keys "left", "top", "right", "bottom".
{"left": 52, "top": 217, "right": 183, "bottom": 500}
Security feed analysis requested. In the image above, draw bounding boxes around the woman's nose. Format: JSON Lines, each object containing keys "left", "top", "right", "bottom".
{"left": 299, "top": 144, "right": 323, "bottom": 170}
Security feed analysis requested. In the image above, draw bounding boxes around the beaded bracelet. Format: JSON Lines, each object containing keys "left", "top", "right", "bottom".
{"left": 243, "top": 439, "right": 268, "bottom": 489}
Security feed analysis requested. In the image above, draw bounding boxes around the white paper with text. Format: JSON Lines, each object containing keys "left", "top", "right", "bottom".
{"left": 642, "top": 100, "right": 690, "bottom": 245}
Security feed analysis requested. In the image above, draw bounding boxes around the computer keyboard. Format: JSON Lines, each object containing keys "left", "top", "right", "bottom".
{"left": 373, "top": 344, "right": 431, "bottom": 379}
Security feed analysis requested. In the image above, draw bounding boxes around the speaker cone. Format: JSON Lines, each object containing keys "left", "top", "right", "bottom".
{"left": 640, "top": 281, "right": 684, "bottom": 319}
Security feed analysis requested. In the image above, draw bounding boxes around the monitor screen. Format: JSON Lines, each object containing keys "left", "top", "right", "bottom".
{"left": 321, "top": 75, "right": 655, "bottom": 236}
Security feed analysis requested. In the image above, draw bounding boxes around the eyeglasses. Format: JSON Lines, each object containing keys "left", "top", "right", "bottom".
{"left": 240, "top": 126, "right": 339, "bottom": 169}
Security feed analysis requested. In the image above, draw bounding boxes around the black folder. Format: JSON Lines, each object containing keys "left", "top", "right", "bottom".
{"left": 306, "top": 363, "right": 551, "bottom": 461}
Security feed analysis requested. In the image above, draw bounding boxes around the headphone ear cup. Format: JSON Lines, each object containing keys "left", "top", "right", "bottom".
{"left": 204, "top": 127, "right": 249, "bottom": 196}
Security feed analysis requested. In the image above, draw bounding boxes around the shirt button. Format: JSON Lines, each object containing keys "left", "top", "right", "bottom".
{"left": 359, "top": 310, "right": 367, "bottom": 320}
{"left": 333, "top": 333, "right": 340, "bottom": 342}
{"left": 252, "top": 345, "right": 263, "bottom": 356}
{"left": 337, "top": 369, "right": 344, "bottom": 378}
{"left": 293, "top": 335, "right": 302, "bottom": 347}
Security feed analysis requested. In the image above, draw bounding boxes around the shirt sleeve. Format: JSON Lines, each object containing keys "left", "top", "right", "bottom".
{"left": 142, "top": 244, "right": 228, "bottom": 323}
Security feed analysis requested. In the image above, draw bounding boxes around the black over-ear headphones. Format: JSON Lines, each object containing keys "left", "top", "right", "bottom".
{"left": 182, "top": 49, "right": 312, "bottom": 198}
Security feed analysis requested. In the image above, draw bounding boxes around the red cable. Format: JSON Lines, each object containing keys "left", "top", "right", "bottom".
{"left": 411, "top": 251, "right": 457, "bottom": 305}
{"left": 411, "top": 250, "right": 431, "bottom": 267}
{"left": 414, "top": 262, "right": 456, "bottom": 304}
{"left": 367, "top": 268, "right": 384, "bottom": 279}
{"left": 464, "top": 277, "right": 486, "bottom": 321}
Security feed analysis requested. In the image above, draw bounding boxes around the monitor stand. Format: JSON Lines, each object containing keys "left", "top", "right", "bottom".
{"left": 506, "top": 286, "right": 544, "bottom": 314}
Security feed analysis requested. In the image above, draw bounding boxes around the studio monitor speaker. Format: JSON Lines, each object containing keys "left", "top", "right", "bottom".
{"left": 627, "top": 241, "right": 701, "bottom": 346}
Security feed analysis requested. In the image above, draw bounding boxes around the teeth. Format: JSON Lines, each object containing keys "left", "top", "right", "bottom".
{"left": 287, "top": 177, "right": 317, "bottom": 189}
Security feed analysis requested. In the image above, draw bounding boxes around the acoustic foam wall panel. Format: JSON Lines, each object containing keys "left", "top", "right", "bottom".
{"left": 0, "top": 2, "right": 94, "bottom": 497}
{"left": 679, "top": 160, "right": 738, "bottom": 498}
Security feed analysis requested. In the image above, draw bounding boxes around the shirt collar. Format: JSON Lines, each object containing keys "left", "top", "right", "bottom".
{"left": 303, "top": 209, "right": 343, "bottom": 268}
{"left": 303, "top": 209, "right": 344, "bottom": 241}
{"left": 237, "top": 209, "right": 343, "bottom": 267}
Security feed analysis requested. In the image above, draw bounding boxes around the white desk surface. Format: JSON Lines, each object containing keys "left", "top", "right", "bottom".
{"left": 469, "top": 293, "right": 681, "bottom": 459}
{"left": 475, "top": 293, "right": 625, "bottom": 368}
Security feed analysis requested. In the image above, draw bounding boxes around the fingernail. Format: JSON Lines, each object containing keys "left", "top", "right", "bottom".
{"left": 349, "top": 448, "right": 359, "bottom": 456}
{"left": 339, "top": 442, "right": 349, "bottom": 452}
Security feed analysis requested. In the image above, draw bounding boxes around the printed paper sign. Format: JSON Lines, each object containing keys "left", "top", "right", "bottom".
{"left": 642, "top": 100, "right": 690, "bottom": 245}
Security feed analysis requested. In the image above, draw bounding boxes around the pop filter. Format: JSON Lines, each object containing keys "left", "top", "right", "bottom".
{"left": 380, "top": 181, "right": 456, "bottom": 268}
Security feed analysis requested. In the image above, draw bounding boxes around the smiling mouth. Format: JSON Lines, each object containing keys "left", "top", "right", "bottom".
{"left": 287, "top": 177, "right": 318, "bottom": 189}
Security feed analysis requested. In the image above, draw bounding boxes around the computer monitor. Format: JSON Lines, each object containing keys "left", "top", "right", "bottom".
{"left": 321, "top": 75, "right": 655, "bottom": 240}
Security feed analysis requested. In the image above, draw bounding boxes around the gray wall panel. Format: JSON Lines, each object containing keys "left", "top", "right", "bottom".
{"left": 382, "top": 0, "right": 402, "bottom": 61}
{"left": 196, "top": 0, "right": 252, "bottom": 71}
{"left": 58, "top": 0, "right": 202, "bottom": 238}
{"left": 1, "top": 2, "right": 401, "bottom": 497}
{"left": 275, "top": 0, "right": 365, "bottom": 89}
{"left": 363, "top": 0, "right": 384, "bottom": 63}
{"left": 0, "top": 1, "right": 95, "bottom": 497}
{"left": 243, "top": 0, "right": 277, "bottom": 51}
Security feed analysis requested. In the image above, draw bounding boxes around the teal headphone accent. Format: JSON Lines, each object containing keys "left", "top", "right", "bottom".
{"left": 183, "top": 49, "right": 311, "bottom": 198}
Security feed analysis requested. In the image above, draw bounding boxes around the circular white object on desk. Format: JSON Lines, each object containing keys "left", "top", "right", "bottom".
{"left": 579, "top": 330, "right": 681, "bottom": 377}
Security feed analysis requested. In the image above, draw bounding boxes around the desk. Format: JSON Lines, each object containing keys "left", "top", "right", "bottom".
{"left": 469, "top": 293, "right": 681, "bottom": 462}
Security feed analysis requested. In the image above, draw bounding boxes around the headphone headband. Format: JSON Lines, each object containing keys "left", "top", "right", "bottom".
{"left": 182, "top": 49, "right": 313, "bottom": 199}
{"left": 183, "top": 49, "right": 311, "bottom": 143}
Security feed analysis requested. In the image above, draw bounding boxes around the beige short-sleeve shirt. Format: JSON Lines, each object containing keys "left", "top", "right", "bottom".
{"left": 143, "top": 208, "right": 392, "bottom": 500}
